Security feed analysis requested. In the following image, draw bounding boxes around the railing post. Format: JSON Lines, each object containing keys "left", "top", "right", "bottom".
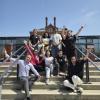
{"left": 85, "top": 59, "right": 90, "bottom": 83}
{"left": 85, "top": 38, "right": 90, "bottom": 83}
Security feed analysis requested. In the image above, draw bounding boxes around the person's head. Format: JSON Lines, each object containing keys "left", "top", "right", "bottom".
{"left": 58, "top": 50, "right": 63, "bottom": 57}
{"left": 71, "top": 56, "right": 77, "bottom": 64}
{"left": 39, "top": 35, "right": 43, "bottom": 43}
{"left": 67, "top": 30, "right": 73, "bottom": 37}
{"left": 64, "top": 28, "right": 68, "bottom": 34}
{"left": 44, "top": 32, "right": 48, "bottom": 36}
{"left": 30, "top": 32, "right": 33, "bottom": 36}
{"left": 25, "top": 55, "right": 32, "bottom": 63}
{"left": 39, "top": 46, "right": 44, "bottom": 53}
{"left": 45, "top": 50, "right": 51, "bottom": 57}
{"left": 34, "top": 49, "right": 38, "bottom": 55}
{"left": 33, "top": 29, "right": 37, "bottom": 35}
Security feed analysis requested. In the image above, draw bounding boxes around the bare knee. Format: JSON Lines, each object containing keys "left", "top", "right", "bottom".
{"left": 63, "top": 80, "right": 70, "bottom": 86}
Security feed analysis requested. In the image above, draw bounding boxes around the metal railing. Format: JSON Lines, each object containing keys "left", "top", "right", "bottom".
{"left": 76, "top": 46, "right": 100, "bottom": 70}
{"left": 0, "top": 46, "right": 24, "bottom": 66}
{"left": 75, "top": 46, "right": 100, "bottom": 83}
{"left": 0, "top": 47, "right": 26, "bottom": 100}
{"left": 82, "top": 47, "right": 100, "bottom": 61}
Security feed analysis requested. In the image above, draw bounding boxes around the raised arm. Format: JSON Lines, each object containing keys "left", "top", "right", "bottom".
{"left": 75, "top": 26, "right": 84, "bottom": 36}
{"left": 4, "top": 48, "right": 16, "bottom": 62}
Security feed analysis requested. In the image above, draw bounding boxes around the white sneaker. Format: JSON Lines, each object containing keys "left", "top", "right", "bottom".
{"left": 73, "top": 89, "right": 77, "bottom": 93}
{"left": 78, "top": 87, "right": 83, "bottom": 93}
{"left": 74, "top": 86, "right": 83, "bottom": 93}
{"left": 51, "top": 74, "right": 53, "bottom": 77}
{"left": 45, "top": 79, "right": 49, "bottom": 85}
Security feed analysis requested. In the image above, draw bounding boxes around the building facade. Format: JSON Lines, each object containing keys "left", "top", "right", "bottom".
{"left": 0, "top": 17, "right": 100, "bottom": 60}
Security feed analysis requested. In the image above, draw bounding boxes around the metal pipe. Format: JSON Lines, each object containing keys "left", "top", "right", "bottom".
{"left": 0, "top": 49, "right": 26, "bottom": 78}
{"left": 76, "top": 46, "right": 100, "bottom": 71}
{"left": 82, "top": 47, "right": 100, "bottom": 61}
{"left": 0, "top": 49, "right": 26, "bottom": 100}
{"left": 0, "top": 46, "right": 24, "bottom": 65}
{"left": 85, "top": 39, "right": 90, "bottom": 83}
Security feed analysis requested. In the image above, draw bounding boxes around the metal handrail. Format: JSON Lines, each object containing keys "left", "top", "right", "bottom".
{"left": 0, "top": 46, "right": 24, "bottom": 65}
{"left": 0, "top": 49, "right": 26, "bottom": 100}
{"left": 82, "top": 47, "right": 100, "bottom": 61}
{"left": 76, "top": 46, "right": 100, "bottom": 71}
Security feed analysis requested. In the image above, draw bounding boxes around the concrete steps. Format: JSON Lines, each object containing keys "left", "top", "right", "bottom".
{"left": 3, "top": 75, "right": 100, "bottom": 82}
{"left": 2, "top": 89, "right": 100, "bottom": 100}
{"left": 2, "top": 81, "right": 100, "bottom": 90}
{"left": 1, "top": 62, "right": 100, "bottom": 100}
{"left": 1, "top": 70, "right": 100, "bottom": 76}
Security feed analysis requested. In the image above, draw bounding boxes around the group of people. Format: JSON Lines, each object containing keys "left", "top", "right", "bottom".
{"left": 4, "top": 26, "right": 89, "bottom": 100}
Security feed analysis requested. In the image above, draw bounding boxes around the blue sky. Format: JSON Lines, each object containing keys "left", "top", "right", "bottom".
{"left": 0, "top": 0, "right": 100, "bottom": 36}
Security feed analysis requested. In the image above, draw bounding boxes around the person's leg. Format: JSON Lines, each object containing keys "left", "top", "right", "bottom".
{"left": 50, "top": 64, "right": 54, "bottom": 76}
{"left": 72, "top": 75, "right": 83, "bottom": 87}
{"left": 45, "top": 67, "right": 50, "bottom": 84}
{"left": 20, "top": 77, "right": 30, "bottom": 98}
{"left": 63, "top": 79, "right": 75, "bottom": 90}
{"left": 63, "top": 63, "right": 68, "bottom": 73}
{"left": 53, "top": 61, "right": 59, "bottom": 76}
{"left": 72, "top": 75, "right": 83, "bottom": 93}
{"left": 29, "top": 75, "right": 38, "bottom": 90}
{"left": 51, "top": 46, "right": 58, "bottom": 57}
{"left": 17, "top": 64, "right": 19, "bottom": 80}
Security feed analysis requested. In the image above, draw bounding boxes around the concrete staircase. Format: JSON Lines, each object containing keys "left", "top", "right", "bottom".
{"left": 0, "top": 62, "right": 100, "bottom": 100}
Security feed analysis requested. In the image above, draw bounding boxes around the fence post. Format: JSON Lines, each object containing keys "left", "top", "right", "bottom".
{"left": 85, "top": 38, "right": 90, "bottom": 83}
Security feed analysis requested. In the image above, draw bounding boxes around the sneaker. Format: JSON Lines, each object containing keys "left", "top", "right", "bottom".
{"left": 26, "top": 97, "right": 31, "bottom": 100}
{"left": 75, "top": 86, "right": 83, "bottom": 93}
{"left": 73, "top": 89, "right": 77, "bottom": 93}
{"left": 51, "top": 74, "right": 53, "bottom": 77}
{"left": 77, "top": 87, "right": 83, "bottom": 93}
{"left": 45, "top": 79, "right": 49, "bottom": 85}
{"left": 29, "top": 88, "right": 32, "bottom": 91}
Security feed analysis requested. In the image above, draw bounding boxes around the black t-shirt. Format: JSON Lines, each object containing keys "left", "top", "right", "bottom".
{"left": 62, "top": 35, "right": 76, "bottom": 52}
{"left": 62, "top": 35, "right": 77, "bottom": 60}
{"left": 56, "top": 55, "right": 66, "bottom": 66}
{"left": 67, "top": 59, "right": 85, "bottom": 80}
{"left": 30, "top": 34, "right": 39, "bottom": 45}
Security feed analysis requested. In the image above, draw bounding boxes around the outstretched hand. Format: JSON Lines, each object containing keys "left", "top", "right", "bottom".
{"left": 37, "top": 75, "right": 41, "bottom": 81}
{"left": 4, "top": 48, "right": 7, "bottom": 55}
{"left": 23, "top": 40, "right": 27, "bottom": 45}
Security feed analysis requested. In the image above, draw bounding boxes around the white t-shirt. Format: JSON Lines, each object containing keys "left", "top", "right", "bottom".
{"left": 45, "top": 56, "right": 54, "bottom": 67}
{"left": 50, "top": 33, "right": 62, "bottom": 45}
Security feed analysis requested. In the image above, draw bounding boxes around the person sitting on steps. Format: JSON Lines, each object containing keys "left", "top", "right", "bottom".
{"left": 4, "top": 49, "right": 40, "bottom": 100}
{"left": 63, "top": 54, "right": 88, "bottom": 93}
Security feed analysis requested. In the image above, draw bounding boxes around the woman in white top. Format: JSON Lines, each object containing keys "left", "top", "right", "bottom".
{"left": 44, "top": 50, "right": 54, "bottom": 85}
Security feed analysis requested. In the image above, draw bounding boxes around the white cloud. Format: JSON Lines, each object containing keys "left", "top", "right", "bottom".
{"left": 84, "top": 11, "right": 98, "bottom": 18}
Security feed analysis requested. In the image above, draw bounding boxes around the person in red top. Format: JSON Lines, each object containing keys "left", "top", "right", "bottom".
{"left": 24, "top": 40, "right": 44, "bottom": 72}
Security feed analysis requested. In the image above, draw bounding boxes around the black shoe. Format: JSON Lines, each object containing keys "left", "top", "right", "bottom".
{"left": 26, "top": 97, "right": 31, "bottom": 100}
{"left": 75, "top": 87, "right": 83, "bottom": 94}
{"left": 29, "top": 88, "right": 32, "bottom": 91}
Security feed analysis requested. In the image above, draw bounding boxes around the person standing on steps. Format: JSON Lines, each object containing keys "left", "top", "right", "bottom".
{"left": 61, "top": 26, "right": 84, "bottom": 63}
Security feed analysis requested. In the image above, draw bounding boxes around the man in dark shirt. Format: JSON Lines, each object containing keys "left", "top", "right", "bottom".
{"left": 29, "top": 29, "right": 39, "bottom": 50}
{"left": 55, "top": 50, "right": 68, "bottom": 73}
{"left": 63, "top": 55, "right": 88, "bottom": 93}
{"left": 61, "top": 26, "right": 84, "bottom": 63}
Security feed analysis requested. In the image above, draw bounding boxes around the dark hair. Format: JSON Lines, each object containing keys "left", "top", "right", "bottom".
{"left": 64, "top": 28, "right": 68, "bottom": 30}
{"left": 58, "top": 49, "right": 63, "bottom": 52}
{"left": 45, "top": 50, "right": 52, "bottom": 57}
